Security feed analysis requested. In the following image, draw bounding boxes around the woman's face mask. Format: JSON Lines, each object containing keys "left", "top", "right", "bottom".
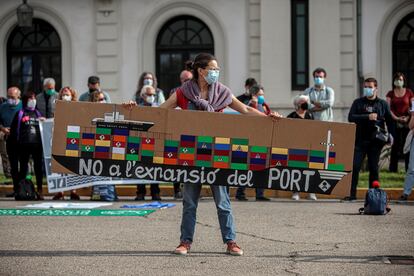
{"left": 145, "top": 95, "right": 155, "bottom": 104}
{"left": 62, "top": 95, "right": 72, "bottom": 101}
{"left": 27, "top": 99, "right": 36, "bottom": 109}
{"left": 143, "top": 79, "right": 153, "bottom": 86}
{"left": 394, "top": 79, "right": 404, "bottom": 88}
{"left": 257, "top": 95, "right": 265, "bottom": 105}
{"left": 203, "top": 69, "right": 220, "bottom": 85}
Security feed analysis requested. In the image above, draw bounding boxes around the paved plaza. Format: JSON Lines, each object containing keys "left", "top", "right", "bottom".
{"left": 0, "top": 197, "right": 413, "bottom": 275}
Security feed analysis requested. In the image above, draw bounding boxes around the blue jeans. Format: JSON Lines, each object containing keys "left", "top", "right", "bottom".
{"left": 235, "top": 187, "right": 264, "bottom": 198}
{"left": 180, "top": 184, "right": 236, "bottom": 243}
{"left": 403, "top": 138, "right": 414, "bottom": 196}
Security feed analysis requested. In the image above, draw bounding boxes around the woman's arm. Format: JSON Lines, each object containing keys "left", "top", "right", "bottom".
{"left": 229, "top": 96, "right": 266, "bottom": 116}
{"left": 159, "top": 92, "right": 178, "bottom": 109}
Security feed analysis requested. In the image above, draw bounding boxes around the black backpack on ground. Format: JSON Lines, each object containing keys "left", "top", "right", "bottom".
{"left": 359, "top": 188, "right": 391, "bottom": 215}
{"left": 15, "top": 178, "right": 36, "bottom": 200}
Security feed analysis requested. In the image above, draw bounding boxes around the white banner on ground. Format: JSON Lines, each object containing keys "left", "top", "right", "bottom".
{"left": 40, "top": 119, "right": 159, "bottom": 193}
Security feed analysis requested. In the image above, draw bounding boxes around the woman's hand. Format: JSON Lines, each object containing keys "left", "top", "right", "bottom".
{"left": 122, "top": 100, "right": 137, "bottom": 110}
{"left": 269, "top": 111, "right": 283, "bottom": 121}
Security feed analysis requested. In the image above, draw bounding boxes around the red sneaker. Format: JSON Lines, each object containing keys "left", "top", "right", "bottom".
{"left": 174, "top": 241, "right": 191, "bottom": 255}
{"left": 226, "top": 241, "right": 243, "bottom": 256}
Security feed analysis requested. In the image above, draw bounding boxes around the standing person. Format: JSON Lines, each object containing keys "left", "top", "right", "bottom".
{"left": 236, "top": 78, "right": 257, "bottom": 104}
{"left": 235, "top": 84, "right": 270, "bottom": 201}
{"left": 169, "top": 63, "right": 194, "bottom": 198}
{"left": 287, "top": 95, "right": 314, "bottom": 200}
{"left": 89, "top": 91, "right": 117, "bottom": 201}
{"left": 303, "top": 67, "right": 335, "bottom": 200}
{"left": 78, "top": 76, "right": 111, "bottom": 103}
{"left": 134, "top": 72, "right": 165, "bottom": 107}
{"left": 345, "top": 77, "right": 395, "bottom": 201}
{"left": 386, "top": 72, "right": 414, "bottom": 172}
{"left": 52, "top": 87, "right": 80, "bottom": 200}
{"left": 134, "top": 85, "right": 162, "bottom": 201}
{"left": 0, "top": 87, "right": 22, "bottom": 194}
{"left": 36, "top": 78, "right": 59, "bottom": 118}
{"left": 169, "top": 62, "right": 194, "bottom": 97}
{"left": 10, "top": 91, "right": 45, "bottom": 200}
{"left": 400, "top": 109, "right": 414, "bottom": 201}
{"left": 304, "top": 68, "right": 334, "bottom": 121}
{"left": 131, "top": 53, "right": 281, "bottom": 256}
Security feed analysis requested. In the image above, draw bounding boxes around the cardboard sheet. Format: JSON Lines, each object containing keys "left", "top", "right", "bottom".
{"left": 51, "top": 101, "right": 355, "bottom": 196}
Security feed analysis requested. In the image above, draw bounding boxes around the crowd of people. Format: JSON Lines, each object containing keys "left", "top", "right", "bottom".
{"left": 1, "top": 52, "right": 413, "bottom": 256}
{"left": 0, "top": 55, "right": 413, "bottom": 205}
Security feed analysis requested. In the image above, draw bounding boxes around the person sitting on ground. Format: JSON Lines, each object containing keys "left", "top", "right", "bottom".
{"left": 287, "top": 95, "right": 315, "bottom": 200}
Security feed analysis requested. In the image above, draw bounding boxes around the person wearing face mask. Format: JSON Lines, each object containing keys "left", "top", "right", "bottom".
{"left": 52, "top": 86, "right": 80, "bottom": 201}
{"left": 124, "top": 52, "right": 282, "bottom": 256}
{"left": 79, "top": 76, "right": 111, "bottom": 103}
{"left": 287, "top": 95, "right": 315, "bottom": 200}
{"left": 303, "top": 68, "right": 334, "bottom": 122}
{"left": 132, "top": 85, "right": 162, "bottom": 201}
{"left": 36, "top": 78, "right": 59, "bottom": 118}
{"left": 345, "top": 77, "right": 395, "bottom": 201}
{"left": 0, "top": 87, "right": 22, "bottom": 195}
{"left": 236, "top": 78, "right": 258, "bottom": 105}
{"left": 235, "top": 84, "right": 271, "bottom": 202}
{"left": 10, "top": 91, "right": 46, "bottom": 200}
{"left": 134, "top": 72, "right": 165, "bottom": 107}
{"left": 386, "top": 72, "right": 414, "bottom": 172}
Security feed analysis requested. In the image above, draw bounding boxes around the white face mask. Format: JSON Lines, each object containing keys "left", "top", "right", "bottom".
{"left": 146, "top": 95, "right": 155, "bottom": 104}
{"left": 62, "top": 95, "right": 72, "bottom": 101}
{"left": 394, "top": 80, "right": 404, "bottom": 88}
{"left": 27, "top": 99, "right": 36, "bottom": 109}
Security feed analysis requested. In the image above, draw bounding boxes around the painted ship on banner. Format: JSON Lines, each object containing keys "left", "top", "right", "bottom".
{"left": 54, "top": 111, "right": 349, "bottom": 194}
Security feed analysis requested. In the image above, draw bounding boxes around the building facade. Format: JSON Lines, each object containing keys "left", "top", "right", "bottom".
{"left": 0, "top": 0, "right": 412, "bottom": 121}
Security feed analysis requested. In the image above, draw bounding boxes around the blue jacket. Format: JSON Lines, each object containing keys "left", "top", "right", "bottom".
{"left": 0, "top": 101, "right": 22, "bottom": 128}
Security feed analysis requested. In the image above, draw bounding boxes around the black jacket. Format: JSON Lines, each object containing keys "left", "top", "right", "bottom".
{"left": 348, "top": 96, "right": 395, "bottom": 144}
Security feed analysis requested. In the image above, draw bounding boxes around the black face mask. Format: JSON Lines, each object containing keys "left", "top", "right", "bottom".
{"left": 300, "top": 102, "right": 308, "bottom": 110}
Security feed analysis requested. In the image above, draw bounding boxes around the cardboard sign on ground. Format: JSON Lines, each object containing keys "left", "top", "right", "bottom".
{"left": 51, "top": 101, "right": 355, "bottom": 196}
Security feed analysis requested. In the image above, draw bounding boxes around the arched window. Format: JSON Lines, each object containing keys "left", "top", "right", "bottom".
{"left": 156, "top": 16, "right": 214, "bottom": 96}
{"left": 393, "top": 12, "right": 414, "bottom": 89}
{"left": 7, "top": 18, "right": 62, "bottom": 94}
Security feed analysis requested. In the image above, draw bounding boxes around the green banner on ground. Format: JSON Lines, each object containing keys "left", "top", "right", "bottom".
{"left": 0, "top": 209, "right": 155, "bottom": 217}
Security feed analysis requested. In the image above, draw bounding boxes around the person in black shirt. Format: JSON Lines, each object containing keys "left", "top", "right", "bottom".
{"left": 236, "top": 78, "right": 257, "bottom": 104}
{"left": 287, "top": 95, "right": 315, "bottom": 200}
{"left": 345, "top": 77, "right": 395, "bottom": 201}
{"left": 10, "top": 91, "right": 45, "bottom": 200}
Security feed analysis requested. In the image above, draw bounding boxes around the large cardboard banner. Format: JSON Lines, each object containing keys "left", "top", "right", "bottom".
{"left": 40, "top": 119, "right": 159, "bottom": 193}
{"left": 51, "top": 101, "right": 355, "bottom": 196}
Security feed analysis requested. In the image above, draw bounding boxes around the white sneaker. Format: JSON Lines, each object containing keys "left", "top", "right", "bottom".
{"left": 308, "top": 193, "right": 317, "bottom": 201}
{"left": 291, "top": 192, "right": 300, "bottom": 200}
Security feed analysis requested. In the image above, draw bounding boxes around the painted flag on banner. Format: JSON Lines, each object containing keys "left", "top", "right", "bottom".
{"left": 66, "top": 125, "right": 80, "bottom": 157}
{"left": 214, "top": 137, "right": 230, "bottom": 169}
{"left": 231, "top": 138, "right": 248, "bottom": 170}
{"left": 249, "top": 145, "right": 268, "bottom": 170}
{"left": 271, "top": 147, "right": 288, "bottom": 167}
{"left": 179, "top": 135, "right": 196, "bottom": 166}
{"left": 196, "top": 136, "right": 213, "bottom": 167}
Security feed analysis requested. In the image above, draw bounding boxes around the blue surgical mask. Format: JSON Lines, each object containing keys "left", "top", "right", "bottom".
{"left": 143, "top": 79, "right": 153, "bottom": 86}
{"left": 204, "top": 70, "right": 220, "bottom": 85}
{"left": 363, "top": 87, "right": 374, "bottom": 98}
{"left": 257, "top": 95, "right": 265, "bottom": 105}
{"left": 314, "top": 77, "right": 324, "bottom": 86}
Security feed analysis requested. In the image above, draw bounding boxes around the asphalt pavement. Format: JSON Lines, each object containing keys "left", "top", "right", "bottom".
{"left": 0, "top": 197, "right": 413, "bottom": 275}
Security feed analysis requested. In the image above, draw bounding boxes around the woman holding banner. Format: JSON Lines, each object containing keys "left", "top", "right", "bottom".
{"left": 160, "top": 53, "right": 281, "bottom": 256}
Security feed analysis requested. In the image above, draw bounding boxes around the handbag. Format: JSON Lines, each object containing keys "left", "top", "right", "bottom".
{"left": 373, "top": 125, "right": 389, "bottom": 143}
